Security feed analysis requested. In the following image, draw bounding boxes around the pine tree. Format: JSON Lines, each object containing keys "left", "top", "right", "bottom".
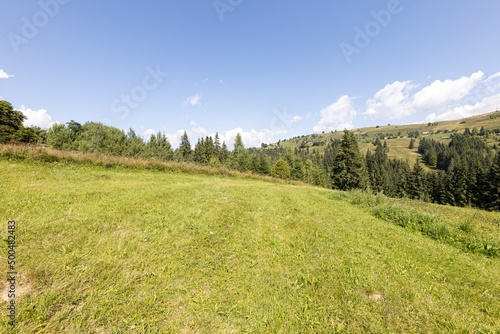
{"left": 178, "top": 131, "right": 192, "bottom": 161}
{"left": 408, "top": 159, "right": 426, "bottom": 200}
{"left": 409, "top": 138, "right": 415, "bottom": 149}
{"left": 220, "top": 142, "right": 229, "bottom": 163}
{"left": 305, "top": 159, "right": 314, "bottom": 183}
{"left": 487, "top": 152, "right": 500, "bottom": 211}
{"left": 331, "top": 130, "right": 369, "bottom": 191}
{"left": 214, "top": 132, "right": 221, "bottom": 158}
{"left": 230, "top": 133, "right": 249, "bottom": 171}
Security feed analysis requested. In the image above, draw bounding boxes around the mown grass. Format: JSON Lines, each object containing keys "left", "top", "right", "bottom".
{"left": 0, "top": 158, "right": 499, "bottom": 333}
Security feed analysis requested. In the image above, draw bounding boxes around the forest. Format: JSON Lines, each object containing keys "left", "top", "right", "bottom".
{"left": 1, "top": 99, "right": 499, "bottom": 211}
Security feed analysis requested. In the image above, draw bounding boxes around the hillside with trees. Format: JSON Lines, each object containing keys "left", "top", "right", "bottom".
{"left": 2, "top": 99, "right": 500, "bottom": 211}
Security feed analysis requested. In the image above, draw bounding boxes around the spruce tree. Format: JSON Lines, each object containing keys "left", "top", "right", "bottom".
{"left": 178, "top": 131, "right": 192, "bottom": 161}
{"left": 331, "top": 130, "right": 369, "bottom": 191}
{"left": 409, "top": 138, "right": 415, "bottom": 149}
{"left": 408, "top": 159, "right": 426, "bottom": 200}
{"left": 487, "top": 152, "right": 500, "bottom": 211}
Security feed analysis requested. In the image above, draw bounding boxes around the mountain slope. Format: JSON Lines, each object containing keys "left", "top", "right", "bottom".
{"left": 278, "top": 110, "right": 500, "bottom": 162}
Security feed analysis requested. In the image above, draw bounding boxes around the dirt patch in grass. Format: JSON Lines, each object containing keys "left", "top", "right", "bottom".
{"left": 0, "top": 275, "right": 32, "bottom": 302}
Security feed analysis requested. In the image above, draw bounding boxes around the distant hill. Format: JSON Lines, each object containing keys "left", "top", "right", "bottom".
{"left": 272, "top": 110, "right": 500, "bottom": 162}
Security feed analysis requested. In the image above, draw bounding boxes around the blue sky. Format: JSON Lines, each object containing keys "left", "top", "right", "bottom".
{"left": 1, "top": 0, "right": 500, "bottom": 147}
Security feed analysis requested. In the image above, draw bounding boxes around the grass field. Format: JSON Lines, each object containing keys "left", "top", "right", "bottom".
{"left": 0, "top": 155, "right": 499, "bottom": 333}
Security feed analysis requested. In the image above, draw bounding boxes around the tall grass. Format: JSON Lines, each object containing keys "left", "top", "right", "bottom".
{"left": 0, "top": 144, "right": 306, "bottom": 186}
{"left": 333, "top": 190, "right": 500, "bottom": 258}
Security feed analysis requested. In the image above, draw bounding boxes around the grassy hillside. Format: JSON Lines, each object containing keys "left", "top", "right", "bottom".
{"left": 0, "top": 157, "right": 499, "bottom": 333}
{"left": 278, "top": 110, "right": 500, "bottom": 162}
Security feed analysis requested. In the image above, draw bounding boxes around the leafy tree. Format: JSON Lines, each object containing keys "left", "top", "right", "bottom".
{"left": 47, "top": 123, "right": 73, "bottom": 149}
{"left": 75, "top": 122, "right": 126, "bottom": 155}
{"left": 331, "top": 130, "right": 369, "bottom": 191}
{"left": 0, "top": 100, "right": 26, "bottom": 143}
{"left": 15, "top": 126, "right": 45, "bottom": 143}
{"left": 271, "top": 159, "right": 291, "bottom": 179}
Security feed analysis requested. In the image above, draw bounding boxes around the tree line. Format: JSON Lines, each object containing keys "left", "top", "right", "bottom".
{"left": 1, "top": 99, "right": 499, "bottom": 211}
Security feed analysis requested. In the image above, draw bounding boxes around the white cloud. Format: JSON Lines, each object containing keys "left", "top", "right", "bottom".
{"left": 419, "top": 71, "right": 500, "bottom": 122}
{"left": 19, "top": 105, "right": 53, "bottom": 129}
{"left": 365, "top": 81, "right": 417, "bottom": 119}
{"left": 0, "top": 69, "right": 13, "bottom": 79}
{"left": 184, "top": 94, "right": 202, "bottom": 106}
{"left": 288, "top": 115, "right": 302, "bottom": 126}
{"left": 190, "top": 120, "right": 207, "bottom": 136}
{"left": 143, "top": 129, "right": 156, "bottom": 139}
{"left": 222, "top": 127, "right": 290, "bottom": 148}
{"left": 166, "top": 121, "right": 208, "bottom": 148}
{"left": 313, "top": 95, "right": 357, "bottom": 132}
{"left": 412, "top": 71, "right": 484, "bottom": 110}
{"left": 424, "top": 88, "right": 500, "bottom": 123}
{"left": 363, "top": 71, "right": 500, "bottom": 123}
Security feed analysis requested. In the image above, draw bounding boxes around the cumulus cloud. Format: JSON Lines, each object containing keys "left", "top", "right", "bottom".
{"left": 19, "top": 105, "right": 53, "bottom": 129}
{"left": 222, "top": 127, "right": 290, "bottom": 148}
{"left": 363, "top": 71, "right": 500, "bottom": 123}
{"left": 143, "top": 129, "right": 156, "bottom": 139}
{"left": 184, "top": 94, "right": 202, "bottom": 106}
{"left": 412, "top": 71, "right": 484, "bottom": 110}
{"left": 0, "top": 69, "right": 13, "bottom": 79}
{"left": 365, "top": 81, "right": 417, "bottom": 119}
{"left": 289, "top": 115, "right": 302, "bottom": 125}
{"left": 190, "top": 120, "right": 207, "bottom": 136}
{"left": 313, "top": 95, "right": 357, "bottom": 132}
{"left": 166, "top": 121, "right": 208, "bottom": 148}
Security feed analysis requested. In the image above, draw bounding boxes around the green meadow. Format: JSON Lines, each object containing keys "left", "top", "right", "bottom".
{"left": 0, "top": 156, "right": 499, "bottom": 333}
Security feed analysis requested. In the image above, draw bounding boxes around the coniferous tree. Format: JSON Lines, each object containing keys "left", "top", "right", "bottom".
{"left": 331, "top": 130, "right": 369, "bottom": 191}
{"left": 450, "top": 163, "right": 468, "bottom": 207}
{"left": 220, "top": 142, "right": 229, "bottom": 164}
{"left": 178, "top": 131, "right": 192, "bottom": 161}
{"left": 409, "top": 138, "right": 415, "bottom": 149}
{"left": 487, "top": 152, "right": 500, "bottom": 211}
{"left": 230, "top": 133, "right": 249, "bottom": 171}
{"left": 408, "top": 159, "right": 427, "bottom": 200}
